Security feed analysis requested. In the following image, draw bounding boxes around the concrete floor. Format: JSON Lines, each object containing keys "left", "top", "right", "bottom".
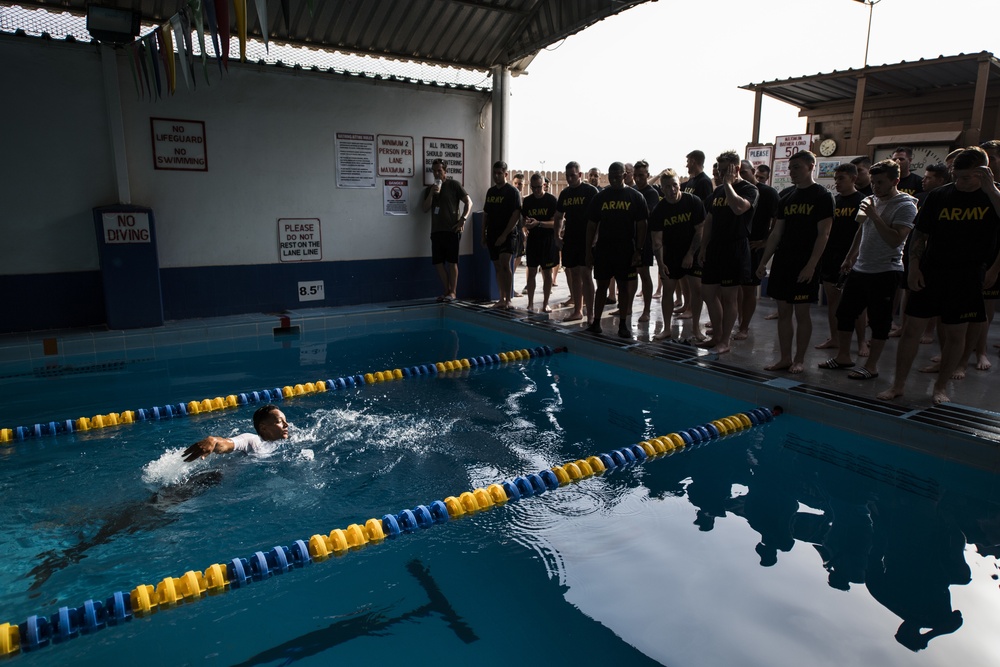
{"left": 504, "top": 264, "right": 999, "bottom": 414}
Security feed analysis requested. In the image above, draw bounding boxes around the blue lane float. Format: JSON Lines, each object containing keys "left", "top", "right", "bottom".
{"left": 0, "top": 406, "right": 781, "bottom": 658}
{"left": 0, "top": 346, "right": 566, "bottom": 445}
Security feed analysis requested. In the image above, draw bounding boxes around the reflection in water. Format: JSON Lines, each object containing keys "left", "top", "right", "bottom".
{"left": 650, "top": 429, "right": 996, "bottom": 652}
{"left": 26, "top": 470, "right": 224, "bottom": 594}
{"left": 228, "top": 560, "right": 476, "bottom": 666}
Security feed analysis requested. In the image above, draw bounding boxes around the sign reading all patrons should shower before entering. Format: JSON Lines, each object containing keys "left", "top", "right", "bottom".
{"left": 278, "top": 218, "right": 322, "bottom": 262}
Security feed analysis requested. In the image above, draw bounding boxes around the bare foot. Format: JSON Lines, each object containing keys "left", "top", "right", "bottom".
{"left": 732, "top": 329, "right": 749, "bottom": 340}
{"left": 489, "top": 301, "right": 505, "bottom": 309}
{"left": 638, "top": 312, "right": 650, "bottom": 323}
{"left": 920, "top": 334, "right": 934, "bottom": 344}
{"left": 977, "top": 354, "right": 992, "bottom": 371}
{"left": 695, "top": 338, "right": 720, "bottom": 349}
{"left": 788, "top": 362, "right": 805, "bottom": 374}
{"left": 764, "top": 360, "right": 793, "bottom": 372}
{"left": 930, "top": 354, "right": 941, "bottom": 363}
{"left": 527, "top": 303, "right": 535, "bottom": 312}
{"left": 710, "top": 343, "right": 731, "bottom": 354}
{"left": 543, "top": 305, "right": 552, "bottom": 313}
{"left": 887, "top": 326, "right": 902, "bottom": 338}
{"left": 675, "top": 307, "right": 691, "bottom": 316}
{"left": 653, "top": 330, "right": 672, "bottom": 341}
{"left": 563, "top": 311, "right": 584, "bottom": 322}
{"left": 952, "top": 366, "right": 967, "bottom": 380}
{"left": 814, "top": 338, "right": 837, "bottom": 349}
{"left": 764, "top": 312, "right": 779, "bottom": 321}
{"left": 608, "top": 309, "right": 620, "bottom": 317}
{"left": 876, "top": 387, "right": 904, "bottom": 401}
{"left": 693, "top": 332, "right": 709, "bottom": 342}
{"left": 560, "top": 299, "right": 574, "bottom": 307}
{"left": 932, "top": 390, "right": 951, "bottom": 404}
{"left": 858, "top": 340, "right": 870, "bottom": 358}
{"left": 919, "top": 362, "right": 941, "bottom": 373}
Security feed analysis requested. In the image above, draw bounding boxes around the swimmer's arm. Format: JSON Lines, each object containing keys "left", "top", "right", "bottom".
{"left": 183, "top": 436, "right": 236, "bottom": 462}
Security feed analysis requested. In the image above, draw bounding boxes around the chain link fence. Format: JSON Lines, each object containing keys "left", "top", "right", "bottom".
{"left": 1, "top": 3, "right": 492, "bottom": 90}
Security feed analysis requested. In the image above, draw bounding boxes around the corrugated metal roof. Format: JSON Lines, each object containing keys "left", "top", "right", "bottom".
{"left": 741, "top": 51, "right": 1000, "bottom": 110}
{"left": 13, "top": 0, "right": 653, "bottom": 72}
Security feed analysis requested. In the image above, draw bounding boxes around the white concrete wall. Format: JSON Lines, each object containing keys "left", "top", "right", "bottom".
{"left": 1, "top": 38, "right": 114, "bottom": 274}
{"left": 1, "top": 34, "right": 491, "bottom": 274}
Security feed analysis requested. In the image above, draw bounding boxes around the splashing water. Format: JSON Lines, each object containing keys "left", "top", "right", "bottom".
{"left": 141, "top": 447, "right": 207, "bottom": 486}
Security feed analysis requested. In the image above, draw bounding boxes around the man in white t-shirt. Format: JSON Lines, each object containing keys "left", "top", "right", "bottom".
{"left": 183, "top": 405, "right": 289, "bottom": 462}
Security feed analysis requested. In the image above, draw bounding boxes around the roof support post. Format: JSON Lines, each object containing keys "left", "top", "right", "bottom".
{"left": 100, "top": 43, "right": 131, "bottom": 204}
{"left": 850, "top": 74, "right": 867, "bottom": 155}
{"left": 968, "top": 56, "right": 990, "bottom": 146}
{"left": 751, "top": 88, "right": 762, "bottom": 145}
{"left": 491, "top": 65, "right": 510, "bottom": 165}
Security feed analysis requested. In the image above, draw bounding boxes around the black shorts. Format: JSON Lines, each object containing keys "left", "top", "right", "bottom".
{"left": 660, "top": 246, "right": 692, "bottom": 280}
{"left": 701, "top": 238, "right": 751, "bottom": 287}
{"left": 487, "top": 232, "right": 516, "bottom": 261}
{"left": 561, "top": 221, "right": 588, "bottom": 269}
{"left": 526, "top": 229, "right": 557, "bottom": 268}
{"left": 593, "top": 243, "right": 636, "bottom": 284}
{"left": 767, "top": 256, "right": 820, "bottom": 304}
{"left": 905, "top": 270, "right": 986, "bottom": 324}
{"left": 640, "top": 230, "right": 654, "bottom": 267}
{"left": 819, "top": 256, "right": 845, "bottom": 285}
{"left": 836, "top": 270, "right": 899, "bottom": 339}
{"left": 514, "top": 227, "right": 526, "bottom": 257}
{"left": 983, "top": 275, "right": 1000, "bottom": 300}
{"left": 431, "top": 231, "right": 460, "bottom": 265}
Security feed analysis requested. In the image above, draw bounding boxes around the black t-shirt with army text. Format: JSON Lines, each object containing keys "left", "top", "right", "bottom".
{"left": 483, "top": 183, "right": 522, "bottom": 239}
{"left": 588, "top": 186, "right": 649, "bottom": 247}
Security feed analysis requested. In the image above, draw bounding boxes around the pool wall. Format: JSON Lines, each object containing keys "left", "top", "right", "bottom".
{"left": 1, "top": 34, "right": 493, "bottom": 334}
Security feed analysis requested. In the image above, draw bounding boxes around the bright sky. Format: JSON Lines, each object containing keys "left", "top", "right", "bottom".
{"left": 508, "top": 0, "right": 998, "bottom": 173}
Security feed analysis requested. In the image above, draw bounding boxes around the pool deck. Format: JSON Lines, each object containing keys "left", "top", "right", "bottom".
{"left": 1, "top": 264, "right": 998, "bottom": 468}
{"left": 504, "top": 265, "right": 999, "bottom": 415}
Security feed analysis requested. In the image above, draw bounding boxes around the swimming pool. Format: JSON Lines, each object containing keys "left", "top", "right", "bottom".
{"left": 1, "top": 315, "right": 998, "bottom": 666}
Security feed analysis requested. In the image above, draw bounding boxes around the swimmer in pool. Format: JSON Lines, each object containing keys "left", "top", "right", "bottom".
{"left": 182, "top": 404, "right": 289, "bottom": 462}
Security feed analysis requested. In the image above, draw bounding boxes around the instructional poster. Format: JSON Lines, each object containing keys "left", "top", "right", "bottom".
{"left": 423, "top": 137, "right": 465, "bottom": 185}
{"left": 377, "top": 135, "right": 414, "bottom": 177}
{"left": 336, "top": 132, "right": 376, "bottom": 188}
{"left": 278, "top": 218, "right": 322, "bottom": 262}
{"left": 383, "top": 179, "right": 408, "bottom": 216}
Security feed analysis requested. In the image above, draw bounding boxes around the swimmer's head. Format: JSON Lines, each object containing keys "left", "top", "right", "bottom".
{"left": 253, "top": 405, "right": 289, "bottom": 441}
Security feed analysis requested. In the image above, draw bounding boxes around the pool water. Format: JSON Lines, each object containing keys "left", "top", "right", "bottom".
{"left": 1, "top": 319, "right": 998, "bottom": 666}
